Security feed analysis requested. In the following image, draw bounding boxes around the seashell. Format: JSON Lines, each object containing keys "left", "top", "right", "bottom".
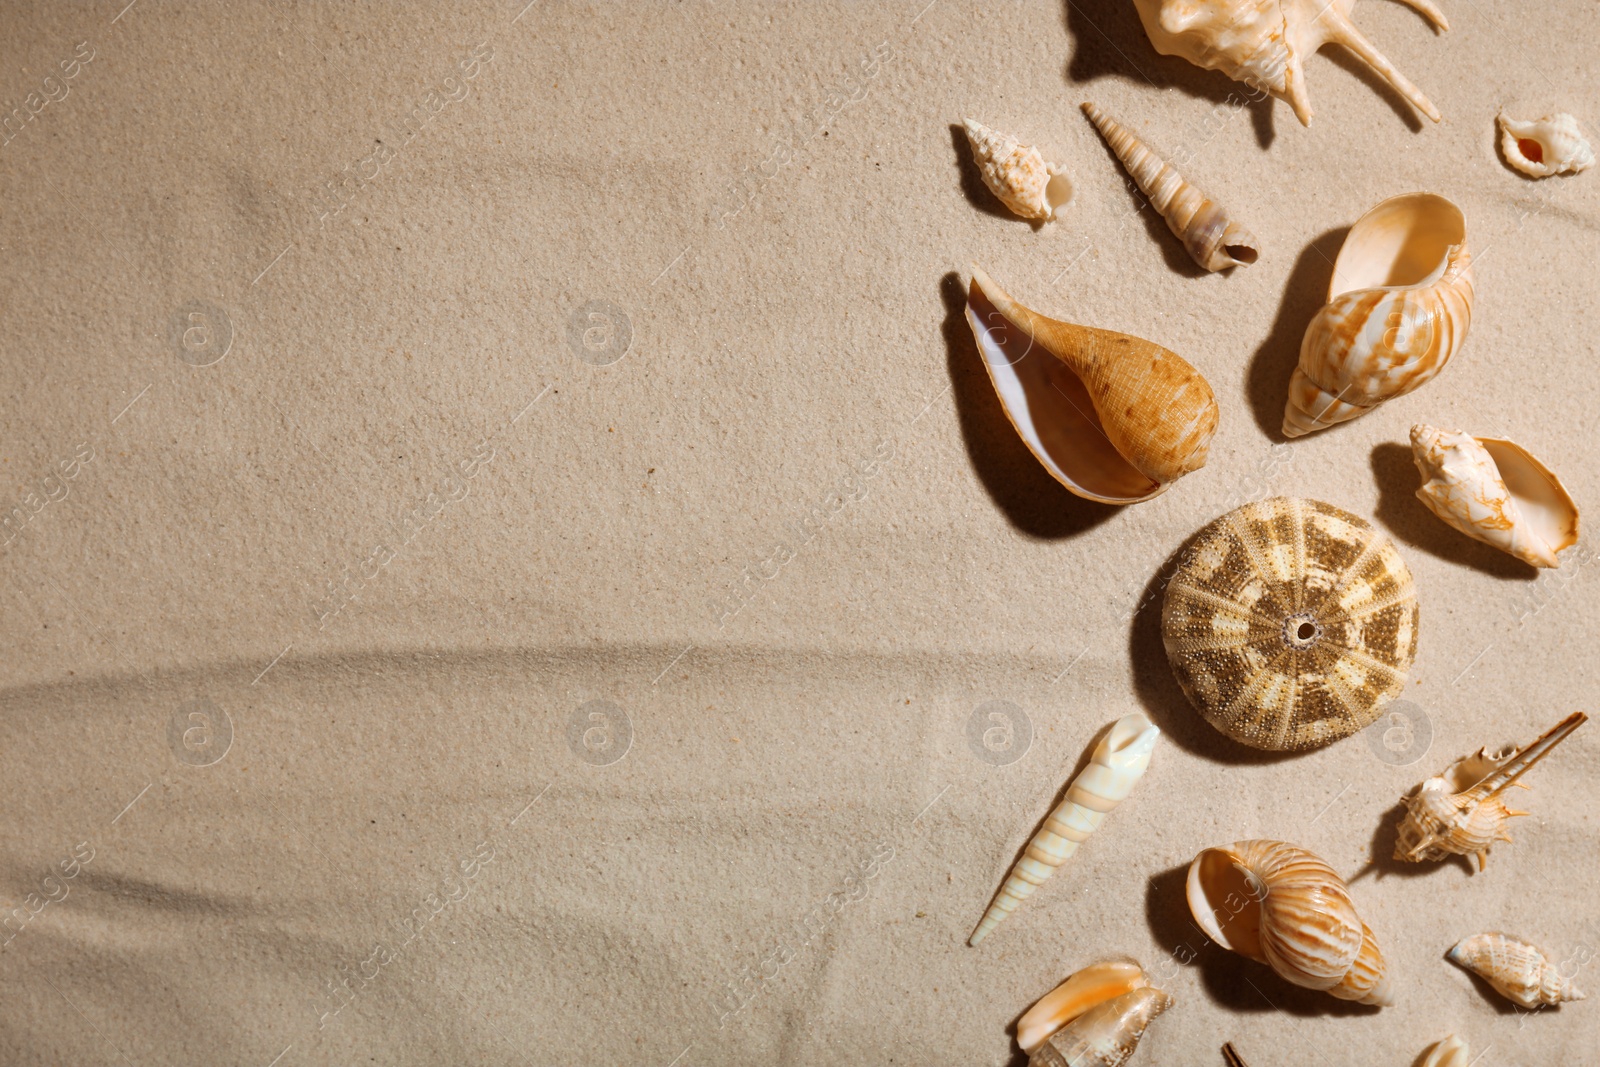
{"left": 970, "top": 713, "right": 1160, "bottom": 944}
{"left": 1410, "top": 426, "right": 1580, "bottom": 568}
{"left": 962, "top": 118, "right": 1073, "bottom": 221}
{"left": 1498, "top": 111, "right": 1595, "bottom": 178}
{"left": 1162, "top": 497, "right": 1418, "bottom": 751}
{"left": 1221, "top": 1042, "right": 1250, "bottom": 1067}
{"left": 1284, "top": 193, "right": 1473, "bottom": 437}
{"left": 1419, "top": 1035, "right": 1470, "bottom": 1067}
{"left": 1017, "top": 960, "right": 1150, "bottom": 1052}
{"left": 1028, "top": 986, "right": 1172, "bottom": 1067}
{"left": 1080, "top": 102, "right": 1260, "bottom": 272}
{"left": 1187, "top": 839, "right": 1393, "bottom": 1005}
{"left": 1131, "top": 0, "right": 1447, "bottom": 127}
{"left": 1394, "top": 711, "right": 1587, "bottom": 870}
{"left": 1448, "top": 932, "right": 1587, "bottom": 1008}
{"left": 965, "top": 266, "right": 1218, "bottom": 504}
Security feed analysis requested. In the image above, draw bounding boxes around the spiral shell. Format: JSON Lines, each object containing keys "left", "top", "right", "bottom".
{"left": 1027, "top": 986, "right": 1172, "bottom": 1067}
{"left": 1162, "top": 497, "right": 1419, "bottom": 751}
{"left": 1498, "top": 111, "right": 1594, "bottom": 178}
{"left": 962, "top": 118, "right": 1073, "bottom": 221}
{"left": 966, "top": 266, "right": 1218, "bottom": 504}
{"left": 1448, "top": 932, "right": 1586, "bottom": 1008}
{"left": 1017, "top": 960, "right": 1150, "bottom": 1052}
{"left": 1419, "top": 1035, "right": 1470, "bottom": 1067}
{"left": 1187, "top": 839, "right": 1393, "bottom": 1005}
{"left": 1131, "top": 0, "right": 1448, "bottom": 127}
{"left": 1284, "top": 193, "right": 1474, "bottom": 437}
{"left": 1080, "top": 102, "right": 1259, "bottom": 272}
{"left": 970, "top": 713, "right": 1160, "bottom": 944}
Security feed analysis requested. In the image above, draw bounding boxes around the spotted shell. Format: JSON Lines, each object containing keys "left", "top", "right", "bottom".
{"left": 1161, "top": 497, "right": 1419, "bottom": 751}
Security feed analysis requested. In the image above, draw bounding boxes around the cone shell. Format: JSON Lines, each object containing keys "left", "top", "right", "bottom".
{"left": 1162, "top": 497, "right": 1418, "bottom": 751}
{"left": 1411, "top": 425, "right": 1580, "bottom": 568}
{"left": 1132, "top": 0, "right": 1447, "bottom": 126}
{"left": 1187, "top": 839, "right": 1393, "bottom": 1006}
{"left": 1080, "top": 102, "right": 1259, "bottom": 272}
{"left": 1017, "top": 960, "right": 1150, "bottom": 1052}
{"left": 1419, "top": 1035, "right": 1471, "bottom": 1067}
{"left": 1448, "top": 932, "right": 1587, "bottom": 1008}
{"left": 1498, "top": 111, "right": 1595, "bottom": 178}
{"left": 962, "top": 118, "right": 1073, "bottom": 221}
{"left": 1284, "top": 193, "right": 1474, "bottom": 437}
{"left": 1027, "top": 986, "right": 1172, "bottom": 1067}
{"left": 966, "top": 266, "right": 1218, "bottom": 504}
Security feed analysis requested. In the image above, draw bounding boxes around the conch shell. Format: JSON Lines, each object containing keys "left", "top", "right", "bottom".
{"left": 1419, "top": 1035, "right": 1470, "bottom": 1067}
{"left": 1498, "top": 111, "right": 1594, "bottom": 178}
{"left": 962, "top": 118, "right": 1073, "bottom": 221}
{"left": 1448, "top": 932, "right": 1586, "bottom": 1008}
{"left": 1394, "top": 711, "right": 1587, "bottom": 870}
{"left": 1017, "top": 960, "right": 1149, "bottom": 1052}
{"left": 970, "top": 713, "right": 1159, "bottom": 944}
{"left": 1410, "top": 425, "right": 1580, "bottom": 568}
{"left": 965, "top": 266, "right": 1218, "bottom": 504}
{"left": 1284, "top": 192, "right": 1473, "bottom": 437}
{"left": 1027, "top": 986, "right": 1172, "bottom": 1067}
{"left": 1187, "top": 839, "right": 1393, "bottom": 1005}
{"left": 1131, "top": 0, "right": 1448, "bottom": 126}
{"left": 1080, "top": 102, "right": 1259, "bottom": 272}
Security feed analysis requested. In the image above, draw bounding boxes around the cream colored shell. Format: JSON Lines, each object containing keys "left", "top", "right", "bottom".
{"left": 1131, "top": 0, "right": 1447, "bottom": 127}
{"left": 1187, "top": 839, "right": 1393, "bottom": 1005}
{"left": 1410, "top": 425, "right": 1580, "bottom": 568}
{"left": 970, "top": 714, "right": 1159, "bottom": 944}
{"left": 1419, "top": 1035, "right": 1470, "bottom": 1067}
{"left": 1285, "top": 193, "right": 1473, "bottom": 437}
{"left": 1498, "top": 111, "right": 1594, "bottom": 178}
{"left": 1027, "top": 986, "right": 1172, "bottom": 1067}
{"left": 1017, "top": 960, "right": 1149, "bottom": 1052}
{"left": 1448, "top": 932, "right": 1586, "bottom": 1008}
{"left": 962, "top": 118, "right": 1073, "bottom": 221}
{"left": 1080, "top": 102, "right": 1259, "bottom": 272}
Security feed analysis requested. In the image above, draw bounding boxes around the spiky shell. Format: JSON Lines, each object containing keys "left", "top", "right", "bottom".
{"left": 1448, "top": 932, "right": 1586, "bottom": 1008}
{"left": 1028, "top": 986, "right": 1172, "bottom": 1067}
{"left": 961, "top": 118, "right": 1072, "bottom": 221}
{"left": 1498, "top": 111, "right": 1594, "bottom": 178}
{"left": 1161, "top": 497, "right": 1418, "bottom": 751}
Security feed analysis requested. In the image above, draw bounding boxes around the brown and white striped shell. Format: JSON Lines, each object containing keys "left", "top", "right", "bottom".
{"left": 1162, "top": 497, "right": 1419, "bottom": 751}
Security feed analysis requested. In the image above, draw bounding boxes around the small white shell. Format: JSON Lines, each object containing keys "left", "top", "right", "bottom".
{"left": 1419, "top": 1035, "right": 1470, "bottom": 1067}
{"left": 1410, "top": 426, "right": 1580, "bottom": 568}
{"left": 962, "top": 118, "right": 1073, "bottom": 221}
{"left": 1498, "top": 111, "right": 1594, "bottom": 178}
{"left": 1448, "top": 932, "right": 1587, "bottom": 1008}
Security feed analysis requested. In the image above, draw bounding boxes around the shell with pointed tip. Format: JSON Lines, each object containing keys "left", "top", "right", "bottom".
{"left": 1131, "top": 0, "right": 1447, "bottom": 127}
{"left": 1395, "top": 712, "right": 1587, "bottom": 870}
{"left": 1017, "top": 960, "right": 1150, "bottom": 1053}
{"left": 965, "top": 266, "right": 1218, "bottom": 504}
{"left": 1448, "top": 932, "right": 1587, "bottom": 1008}
{"left": 962, "top": 118, "right": 1073, "bottom": 221}
{"left": 1498, "top": 112, "right": 1594, "bottom": 178}
{"left": 1080, "top": 101, "right": 1259, "bottom": 271}
{"left": 1187, "top": 839, "right": 1393, "bottom": 1005}
{"left": 1162, "top": 497, "right": 1418, "bottom": 751}
{"left": 1028, "top": 987, "right": 1172, "bottom": 1067}
{"left": 1410, "top": 426, "right": 1580, "bottom": 568}
{"left": 970, "top": 714, "right": 1160, "bottom": 944}
{"left": 1419, "top": 1035, "right": 1470, "bottom": 1067}
{"left": 1284, "top": 193, "right": 1474, "bottom": 437}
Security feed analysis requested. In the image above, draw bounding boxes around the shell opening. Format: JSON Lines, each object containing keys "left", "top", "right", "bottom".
{"left": 1225, "top": 243, "right": 1259, "bottom": 265}
{"left": 1332, "top": 192, "right": 1465, "bottom": 295}
{"left": 1281, "top": 613, "right": 1322, "bottom": 650}
{"left": 1517, "top": 138, "right": 1544, "bottom": 164}
{"left": 1185, "top": 848, "right": 1265, "bottom": 961}
{"left": 1045, "top": 171, "right": 1074, "bottom": 217}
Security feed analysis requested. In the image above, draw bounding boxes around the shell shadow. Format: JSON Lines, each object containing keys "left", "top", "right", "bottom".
{"left": 949, "top": 123, "right": 1041, "bottom": 226}
{"left": 1347, "top": 796, "right": 1476, "bottom": 884}
{"left": 1370, "top": 442, "right": 1537, "bottom": 579}
{"left": 1244, "top": 226, "right": 1348, "bottom": 440}
{"left": 1143, "top": 862, "right": 1381, "bottom": 1017}
{"left": 940, "top": 272, "right": 1120, "bottom": 540}
{"left": 1127, "top": 530, "right": 1303, "bottom": 766}
{"left": 1059, "top": 0, "right": 1278, "bottom": 149}
{"left": 1078, "top": 113, "right": 1210, "bottom": 280}
{"left": 1322, "top": 48, "right": 1425, "bottom": 133}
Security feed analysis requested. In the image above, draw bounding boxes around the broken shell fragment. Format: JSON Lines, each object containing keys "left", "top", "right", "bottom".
{"left": 1448, "top": 932, "right": 1587, "bottom": 1008}
{"left": 1080, "top": 101, "right": 1259, "bottom": 272}
{"left": 966, "top": 266, "right": 1218, "bottom": 504}
{"left": 1394, "top": 711, "right": 1587, "bottom": 870}
{"left": 1284, "top": 193, "right": 1473, "bottom": 437}
{"left": 971, "top": 713, "right": 1160, "bottom": 944}
{"left": 1017, "top": 960, "right": 1150, "bottom": 1052}
{"left": 1028, "top": 986, "right": 1172, "bottom": 1067}
{"left": 1187, "top": 839, "right": 1393, "bottom": 1005}
{"left": 1131, "top": 0, "right": 1447, "bottom": 127}
{"left": 1419, "top": 1035, "right": 1470, "bottom": 1067}
{"left": 963, "top": 118, "right": 1073, "bottom": 221}
{"left": 1411, "top": 426, "right": 1580, "bottom": 568}
{"left": 1498, "top": 111, "right": 1594, "bottom": 178}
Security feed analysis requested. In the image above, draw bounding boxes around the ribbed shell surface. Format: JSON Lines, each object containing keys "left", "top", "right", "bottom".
{"left": 1236, "top": 840, "right": 1364, "bottom": 988}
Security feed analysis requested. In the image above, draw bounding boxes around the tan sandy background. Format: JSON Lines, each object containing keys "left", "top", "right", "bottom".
{"left": 1, "top": 1, "right": 1596, "bottom": 1064}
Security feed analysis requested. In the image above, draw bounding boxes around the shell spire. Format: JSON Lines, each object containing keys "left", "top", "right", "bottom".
{"left": 969, "top": 713, "right": 1160, "bottom": 945}
{"left": 1080, "top": 102, "right": 1260, "bottom": 272}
